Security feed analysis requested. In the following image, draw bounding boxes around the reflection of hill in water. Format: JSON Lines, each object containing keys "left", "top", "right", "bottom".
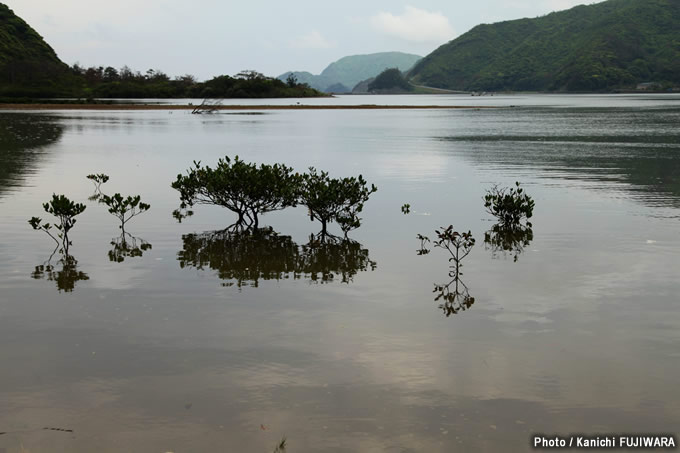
{"left": 0, "top": 113, "right": 63, "bottom": 197}
{"left": 178, "top": 228, "right": 376, "bottom": 287}
{"left": 440, "top": 108, "right": 680, "bottom": 209}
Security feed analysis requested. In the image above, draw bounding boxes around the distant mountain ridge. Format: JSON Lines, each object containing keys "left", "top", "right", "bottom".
{"left": 279, "top": 52, "right": 422, "bottom": 93}
{"left": 408, "top": 0, "right": 680, "bottom": 92}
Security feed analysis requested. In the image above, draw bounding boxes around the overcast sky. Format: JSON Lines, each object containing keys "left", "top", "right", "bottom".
{"left": 10, "top": 0, "right": 600, "bottom": 80}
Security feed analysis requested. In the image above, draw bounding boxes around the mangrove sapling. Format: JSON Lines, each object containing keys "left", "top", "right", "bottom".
{"left": 28, "top": 194, "right": 86, "bottom": 254}
{"left": 484, "top": 181, "right": 534, "bottom": 227}
{"left": 86, "top": 173, "right": 109, "bottom": 200}
{"left": 401, "top": 203, "right": 411, "bottom": 214}
{"left": 171, "top": 156, "right": 301, "bottom": 228}
{"left": 100, "top": 193, "right": 150, "bottom": 233}
{"left": 300, "top": 168, "right": 377, "bottom": 237}
{"left": 416, "top": 233, "right": 431, "bottom": 255}
{"left": 433, "top": 226, "right": 475, "bottom": 278}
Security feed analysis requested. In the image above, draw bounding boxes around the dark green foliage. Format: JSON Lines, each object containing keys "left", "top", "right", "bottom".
{"left": 70, "top": 66, "right": 326, "bottom": 99}
{"left": 416, "top": 233, "right": 430, "bottom": 255}
{"left": 0, "top": 4, "right": 80, "bottom": 97}
{"left": 409, "top": 0, "right": 680, "bottom": 91}
{"left": 401, "top": 203, "right": 411, "bottom": 214}
{"left": 172, "top": 156, "right": 302, "bottom": 228}
{"left": 86, "top": 173, "right": 109, "bottom": 186}
{"left": 99, "top": 193, "right": 150, "bottom": 233}
{"left": 185, "top": 72, "right": 324, "bottom": 99}
{"left": 86, "top": 173, "right": 109, "bottom": 199}
{"left": 300, "top": 168, "right": 377, "bottom": 237}
{"left": 368, "top": 68, "right": 413, "bottom": 92}
{"left": 28, "top": 194, "right": 86, "bottom": 253}
{"left": 484, "top": 182, "right": 534, "bottom": 227}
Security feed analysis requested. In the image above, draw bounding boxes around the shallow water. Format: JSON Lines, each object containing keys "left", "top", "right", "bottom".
{"left": 0, "top": 95, "right": 679, "bottom": 452}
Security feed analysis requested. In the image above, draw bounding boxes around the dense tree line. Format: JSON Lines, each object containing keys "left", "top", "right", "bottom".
{"left": 70, "top": 66, "right": 324, "bottom": 99}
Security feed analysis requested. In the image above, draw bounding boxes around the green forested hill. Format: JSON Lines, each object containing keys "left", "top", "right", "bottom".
{"left": 0, "top": 4, "right": 325, "bottom": 99}
{"left": 0, "top": 3, "right": 79, "bottom": 96}
{"left": 408, "top": 0, "right": 680, "bottom": 92}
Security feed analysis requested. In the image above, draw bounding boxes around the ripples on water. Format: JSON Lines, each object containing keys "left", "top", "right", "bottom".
{"left": 438, "top": 107, "right": 680, "bottom": 210}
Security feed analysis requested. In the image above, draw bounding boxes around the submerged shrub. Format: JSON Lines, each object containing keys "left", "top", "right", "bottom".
{"left": 28, "top": 194, "right": 86, "bottom": 254}
{"left": 484, "top": 181, "right": 534, "bottom": 226}
{"left": 100, "top": 193, "right": 150, "bottom": 233}
{"left": 172, "top": 156, "right": 301, "bottom": 228}
{"left": 300, "top": 167, "right": 377, "bottom": 237}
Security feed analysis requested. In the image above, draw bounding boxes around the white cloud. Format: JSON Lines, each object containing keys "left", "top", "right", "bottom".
{"left": 289, "top": 30, "right": 334, "bottom": 49}
{"left": 371, "top": 6, "right": 455, "bottom": 43}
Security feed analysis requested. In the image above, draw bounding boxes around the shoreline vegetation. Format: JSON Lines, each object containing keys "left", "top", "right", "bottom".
{"left": 0, "top": 103, "right": 500, "bottom": 111}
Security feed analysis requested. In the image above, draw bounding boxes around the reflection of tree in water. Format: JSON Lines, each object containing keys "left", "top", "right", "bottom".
{"left": 179, "top": 227, "right": 299, "bottom": 287}
{"left": 178, "top": 227, "right": 376, "bottom": 287}
{"left": 0, "top": 114, "right": 64, "bottom": 197}
{"left": 434, "top": 275, "right": 475, "bottom": 317}
{"left": 31, "top": 248, "right": 89, "bottom": 293}
{"left": 108, "top": 233, "right": 152, "bottom": 262}
{"left": 300, "top": 233, "right": 377, "bottom": 283}
{"left": 484, "top": 224, "right": 533, "bottom": 262}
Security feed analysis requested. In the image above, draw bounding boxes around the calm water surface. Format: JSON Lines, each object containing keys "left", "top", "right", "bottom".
{"left": 1, "top": 94, "right": 679, "bottom": 452}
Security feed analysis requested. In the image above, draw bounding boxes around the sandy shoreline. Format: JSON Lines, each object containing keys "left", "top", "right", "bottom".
{"left": 0, "top": 103, "right": 498, "bottom": 111}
